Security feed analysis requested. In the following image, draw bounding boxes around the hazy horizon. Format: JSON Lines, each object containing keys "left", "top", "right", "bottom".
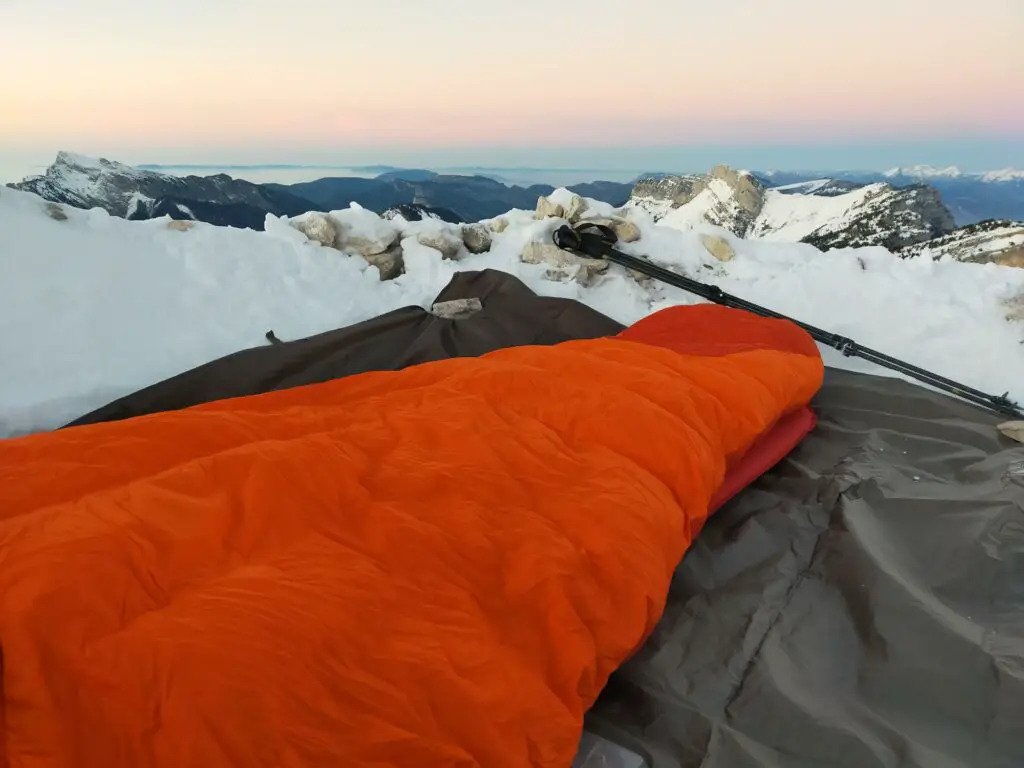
{"left": 2, "top": 0, "right": 1021, "bottom": 177}
{"left": 4, "top": 135, "right": 1024, "bottom": 187}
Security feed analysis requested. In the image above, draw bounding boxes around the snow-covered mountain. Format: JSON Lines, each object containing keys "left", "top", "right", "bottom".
{"left": 628, "top": 165, "right": 955, "bottom": 251}
{"left": 8, "top": 151, "right": 314, "bottom": 227}
{"left": 7, "top": 152, "right": 636, "bottom": 228}
{"left": 883, "top": 165, "right": 1024, "bottom": 183}
{"left": 900, "top": 219, "right": 1024, "bottom": 267}
{"left": 758, "top": 168, "right": 1024, "bottom": 225}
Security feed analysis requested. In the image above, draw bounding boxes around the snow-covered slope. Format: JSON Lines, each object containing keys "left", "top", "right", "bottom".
{"left": 629, "top": 167, "right": 955, "bottom": 250}
{"left": 2, "top": 185, "right": 1024, "bottom": 438}
{"left": 900, "top": 219, "right": 1024, "bottom": 266}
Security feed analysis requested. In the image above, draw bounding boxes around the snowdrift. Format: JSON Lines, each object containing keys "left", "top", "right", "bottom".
{"left": 2, "top": 185, "right": 1023, "bottom": 438}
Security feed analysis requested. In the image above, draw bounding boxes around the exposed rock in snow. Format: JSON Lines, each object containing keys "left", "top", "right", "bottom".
{"left": 44, "top": 202, "right": 67, "bottom": 221}
{"left": 580, "top": 216, "right": 642, "bottom": 244}
{"left": 416, "top": 229, "right": 464, "bottom": 260}
{"left": 530, "top": 191, "right": 642, "bottom": 246}
{"left": 900, "top": 219, "right": 1024, "bottom": 267}
{"left": 460, "top": 223, "right": 492, "bottom": 254}
{"left": 291, "top": 212, "right": 337, "bottom": 247}
{"left": 286, "top": 206, "right": 405, "bottom": 279}
{"left": 700, "top": 234, "right": 736, "bottom": 262}
{"left": 363, "top": 244, "right": 404, "bottom": 281}
{"left": 520, "top": 242, "right": 608, "bottom": 286}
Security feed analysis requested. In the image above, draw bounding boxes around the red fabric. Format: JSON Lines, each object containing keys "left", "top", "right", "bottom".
{"left": 619, "top": 304, "right": 820, "bottom": 514}
{"left": 708, "top": 405, "right": 817, "bottom": 512}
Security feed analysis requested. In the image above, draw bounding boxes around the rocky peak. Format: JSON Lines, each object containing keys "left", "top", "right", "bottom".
{"left": 628, "top": 165, "right": 767, "bottom": 235}
{"left": 708, "top": 164, "right": 765, "bottom": 219}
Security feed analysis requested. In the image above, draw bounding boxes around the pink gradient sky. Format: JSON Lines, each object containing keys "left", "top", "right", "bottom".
{"left": 0, "top": 0, "right": 1021, "bottom": 166}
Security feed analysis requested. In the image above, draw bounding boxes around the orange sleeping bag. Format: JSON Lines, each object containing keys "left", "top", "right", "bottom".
{"left": 0, "top": 305, "right": 822, "bottom": 768}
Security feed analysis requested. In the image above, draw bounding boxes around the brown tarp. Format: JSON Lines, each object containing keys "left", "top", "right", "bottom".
{"left": 65, "top": 269, "right": 625, "bottom": 427}
{"left": 587, "top": 367, "right": 1024, "bottom": 768}
{"left": 55, "top": 268, "right": 1024, "bottom": 767}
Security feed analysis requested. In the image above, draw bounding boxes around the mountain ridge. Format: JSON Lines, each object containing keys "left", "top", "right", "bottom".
{"left": 7, "top": 152, "right": 1022, "bottom": 267}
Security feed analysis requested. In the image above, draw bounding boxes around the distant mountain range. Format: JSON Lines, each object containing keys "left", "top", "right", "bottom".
{"left": 9, "top": 153, "right": 636, "bottom": 228}
{"left": 6, "top": 152, "right": 1022, "bottom": 267}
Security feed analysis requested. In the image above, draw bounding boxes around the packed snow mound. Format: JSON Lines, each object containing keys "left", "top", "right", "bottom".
{"left": 627, "top": 167, "right": 955, "bottom": 250}
{"left": 2, "top": 185, "right": 1024, "bottom": 438}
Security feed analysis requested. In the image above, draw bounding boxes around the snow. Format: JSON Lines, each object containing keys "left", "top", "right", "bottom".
{"left": 981, "top": 168, "right": 1024, "bottom": 183}
{"left": 2, "top": 185, "right": 1024, "bottom": 438}
{"left": 884, "top": 165, "right": 963, "bottom": 179}
{"left": 748, "top": 185, "right": 881, "bottom": 241}
{"left": 771, "top": 179, "right": 833, "bottom": 194}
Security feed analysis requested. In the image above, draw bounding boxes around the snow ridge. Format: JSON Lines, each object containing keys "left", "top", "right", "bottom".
{"left": 2, "top": 184, "right": 1023, "bottom": 439}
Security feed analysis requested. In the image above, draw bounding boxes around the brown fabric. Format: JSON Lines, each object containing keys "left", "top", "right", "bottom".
{"left": 65, "top": 269, "right": 625, "bottom": 427}
{"left": 585, "top": 367, "right": 1024, "bottom": 768}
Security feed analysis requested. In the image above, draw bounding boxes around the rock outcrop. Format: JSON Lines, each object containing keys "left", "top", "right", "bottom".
{"left": 287, "top": 205, "right": 505, "bottom": 280}
{"left": 629, "top": 165, "right": 767, "bottom": 235}
{"left": 520, "top": 243, "right": 608, "bottom": 286}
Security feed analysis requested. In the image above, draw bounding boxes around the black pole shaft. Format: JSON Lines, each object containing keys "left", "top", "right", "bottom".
{"left": 566, "top": 229, "right": 1023, "bottom": 420}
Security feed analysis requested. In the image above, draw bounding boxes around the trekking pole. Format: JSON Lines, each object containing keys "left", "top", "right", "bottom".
{"left": 552, "top": 222, "right": 1024, "bottom": 420}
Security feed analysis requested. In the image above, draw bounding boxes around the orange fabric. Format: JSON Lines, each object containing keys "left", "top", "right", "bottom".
{"left": 0, "top": 306, "right": 823, "bottom": 768}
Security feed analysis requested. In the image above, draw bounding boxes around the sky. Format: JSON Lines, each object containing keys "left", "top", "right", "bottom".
{"left": 1, "top": 0, "right": 1022, "bottom": 178}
